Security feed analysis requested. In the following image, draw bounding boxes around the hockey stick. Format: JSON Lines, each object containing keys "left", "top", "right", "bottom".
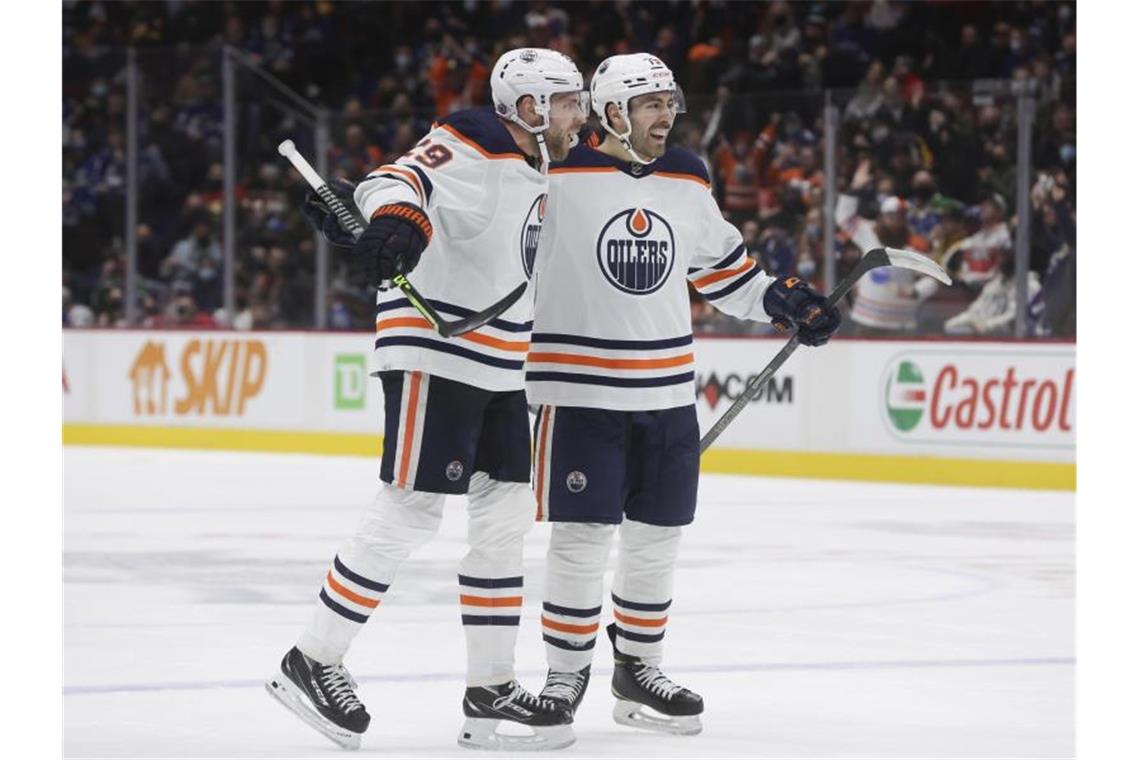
{"left": 277, "top": 140, "right": 528, "bottom": 338}
{"left": 699, "top": 247, "right": 951, "bottom": 454}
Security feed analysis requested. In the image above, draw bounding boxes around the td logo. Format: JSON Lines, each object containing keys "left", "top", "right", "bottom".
{"left": 884, "top": 360, "right": 926, "bottom": 432}
{"left": 334, "top": 354, "right": 367, "bottom": 410}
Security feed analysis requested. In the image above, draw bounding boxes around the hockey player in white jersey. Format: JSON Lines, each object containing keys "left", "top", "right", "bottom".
{"left": 527, "top": 54, "right": 841, "bottom": 736}
{"left": 267, "top": 48, "right": 588, "bottom": 751}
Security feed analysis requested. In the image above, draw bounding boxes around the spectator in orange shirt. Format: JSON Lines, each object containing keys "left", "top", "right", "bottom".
{"left": 427, "top": 39, "right": 489, "bottom": 117}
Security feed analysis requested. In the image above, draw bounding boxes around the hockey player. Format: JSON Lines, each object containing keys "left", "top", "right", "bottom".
{"left": 267, "top": 48, "right": 588, "bottom": 751}
{"left": 527, "top": 54, "right": 841, "bottom": 736}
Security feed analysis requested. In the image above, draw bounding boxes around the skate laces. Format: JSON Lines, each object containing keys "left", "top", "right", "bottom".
{"left": 634, "top": 663, "right": 684, "bottom": 700}
{"left": 543, "top": 670, "right": 586, "bottom": 703}
{"left": 317, "top": 665, "right": 364, "bottom": 713}
{"left": 493, "top": 680, "right": 555, "bottom": 712}
{"left": 335, "top": 664, "right": 358, "bottom": 690}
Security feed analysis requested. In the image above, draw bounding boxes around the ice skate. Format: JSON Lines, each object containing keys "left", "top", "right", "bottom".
{"left": 457, "top": 680, "right": 575, "bottom": 751}
{"left": 607, "top": 623, "right": 703, "bottom": 735}
{"left": 265, "top": 646, "right": 370, "bottom": 750}
{"left": 539, "top": 665, "right": 591, "bottom": 715}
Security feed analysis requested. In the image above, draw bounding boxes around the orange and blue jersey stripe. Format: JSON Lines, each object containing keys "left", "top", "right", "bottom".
{"left": 688, "top": 243, "right": 763, "bottom": 301}
{"left": 526, "top": 333, "right": 694, "bottom": 390}
{"left": 376, "top": 296, "right": 533, "bottom": 372}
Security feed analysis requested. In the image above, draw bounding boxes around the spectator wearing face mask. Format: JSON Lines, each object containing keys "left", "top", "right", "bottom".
{"left": 755, "top": 226, "right": 796, "bottom": 277}
{"left": 906, "top": 169, "right": 957, "bottom": 241}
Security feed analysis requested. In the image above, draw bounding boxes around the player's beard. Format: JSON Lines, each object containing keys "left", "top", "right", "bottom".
{"left": 631, "top": 120, "right": 671, "bottom": 160}
{"left": 544, "top": 127, "right": 573, "bottom": 161}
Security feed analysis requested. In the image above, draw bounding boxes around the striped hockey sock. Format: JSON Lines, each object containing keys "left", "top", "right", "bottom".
{"left": 611, "top": 593, "right": 670, "bottom": 662}
{"left": 297, "top": 554, "right": 391, "bottom": 665}
{"left": 459, "top": 574, "right": 524, "bottom": 687}
{"left": 542, "top": 601, "right": 602, "bottom": 670}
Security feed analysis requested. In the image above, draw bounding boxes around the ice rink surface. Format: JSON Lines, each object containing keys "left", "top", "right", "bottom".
{"left": 64, "top": 447, "right": 1073, "bottom": 759}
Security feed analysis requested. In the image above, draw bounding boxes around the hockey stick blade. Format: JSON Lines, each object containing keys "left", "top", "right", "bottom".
{"left": 699, "top": 247, "right": 949, "bottom": 453}
{"left": 883, "top": 247, "right": 952, "bottom": 286}
{"left": 432, "top": 281, "right": 530, "bottom": 338}
{"left": 277, "top": 139, "right": 524, "bottom": 338}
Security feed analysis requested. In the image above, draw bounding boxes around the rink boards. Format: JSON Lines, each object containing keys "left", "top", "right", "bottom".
{"left": 62, "top": 330, "right": 1074, "bottom": 490}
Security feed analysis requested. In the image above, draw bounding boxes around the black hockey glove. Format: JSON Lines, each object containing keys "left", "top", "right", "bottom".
{"left": 300, "top": 178, "right": 360, "bottom": 248}
{"left": 762, "top": 276, "right": 841, "bottom": 347}
{"left": 351, "top": 202, "right": 433, "bottom": 289}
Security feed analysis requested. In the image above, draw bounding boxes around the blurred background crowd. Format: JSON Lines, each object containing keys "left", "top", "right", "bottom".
{"left": 63, "top": 0, "right": 1075, "bottom": 337}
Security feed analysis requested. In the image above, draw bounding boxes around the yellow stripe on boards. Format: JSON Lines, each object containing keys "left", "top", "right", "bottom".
{"left": 63, "top": 424, "right": 1073, "bottom": 491}
{"left": 700, "top": 448, "right": 1074, "bottom": 492}
{"left": 62, "top": 424, "right": 380, "bottom": 457}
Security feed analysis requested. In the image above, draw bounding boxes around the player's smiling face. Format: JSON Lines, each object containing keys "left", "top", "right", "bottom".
{"left": 545, "top": 91, "right": 589, "bottom": 161}
{"left": 627, "top": 92, "right": 677, "bottom": 159}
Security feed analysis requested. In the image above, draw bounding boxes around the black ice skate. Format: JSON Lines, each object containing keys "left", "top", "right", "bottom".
{"left": 265, "top": 646, "right": 371, "bottom": 750}
{"left": 607, "top": 623, "right": 704, "bottom": 735}
{"left": 458, "top": 680, "right": 575, "bottom": 751}
{"left": 539, "top": 665, "right": 591, "bottom": 715}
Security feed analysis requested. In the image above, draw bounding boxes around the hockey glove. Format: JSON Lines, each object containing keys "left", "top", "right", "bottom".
{"left": 762, "top": 276, "right": 841, "bottom": 347}
{"left": 300, "top": 178, "right": 360, "bottom": 248}
{"left": 351, "top": 202, "right": 433, "bottom": 289}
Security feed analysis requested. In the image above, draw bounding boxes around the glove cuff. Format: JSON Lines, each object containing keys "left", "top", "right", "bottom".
{"left": 762, "top": 276, "right": 808, "bottom": 320}
{"left": 373, "top": 202, "right": 433, "bottom": 245}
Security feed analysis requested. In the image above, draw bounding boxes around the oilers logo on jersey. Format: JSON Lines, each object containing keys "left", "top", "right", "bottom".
{"left": 521, "top": 194, "right": 547, "bottom": 277}
{"left": 595, "top": 208, "right": 675, "bottom": 295}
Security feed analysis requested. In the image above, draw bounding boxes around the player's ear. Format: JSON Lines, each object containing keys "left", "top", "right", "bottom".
{"left": 605, "top": 102, "right": 627, "bottom": 133}
{"left": 515, "top": 95, "right": 540, "bottom": 127}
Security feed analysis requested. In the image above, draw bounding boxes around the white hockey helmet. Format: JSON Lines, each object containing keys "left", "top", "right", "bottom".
{"left": 491, "top": 48, "right": 587, "bottom": 134}
{"left": 590, "top": 53, "right": 687, "bottom": 164}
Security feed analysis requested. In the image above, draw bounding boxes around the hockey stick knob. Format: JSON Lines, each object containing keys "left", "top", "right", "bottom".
{"left": 277, "top": 139, "right": 326, "bottom": 192}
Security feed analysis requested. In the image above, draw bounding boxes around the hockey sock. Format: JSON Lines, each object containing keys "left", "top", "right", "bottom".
{"left": 611, "top": 518, "right": 682, "bottom": 666}
{"left": 297, "top": 482, "right": 445, "bottom": 664}
{"left": 459, "top": 473, "right": 534, "bottom": 687}
{"left": 542, "top": 522, "right": 617, "bottom": 672}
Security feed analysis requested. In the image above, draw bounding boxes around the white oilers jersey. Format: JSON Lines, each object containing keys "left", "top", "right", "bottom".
{"left": 528, "top": 144, "right": 776, "bottom": 411}
{"left": 355, "top": 109, "right": 547, "bottom": 392}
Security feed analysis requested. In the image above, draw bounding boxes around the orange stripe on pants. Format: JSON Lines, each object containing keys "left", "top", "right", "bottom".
{"left": 535, "top": 407, "right": 551, "bottom": 520}
{"left": 398, "top": 372, "right": 423, "bottom": 487}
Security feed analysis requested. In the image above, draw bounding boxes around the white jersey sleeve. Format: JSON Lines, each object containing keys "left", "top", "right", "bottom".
{"left": 685, "top": 191, "right": 775, "bottom": 323}
{"left": 355, "top": 109, "right": 548, "bottom": 392}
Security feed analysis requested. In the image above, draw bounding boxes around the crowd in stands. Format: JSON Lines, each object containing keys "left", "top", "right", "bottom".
{"left": 63, "top": 0, "right": 1076, "bottom": 337}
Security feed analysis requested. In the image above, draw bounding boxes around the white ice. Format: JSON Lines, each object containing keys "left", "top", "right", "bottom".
{"left": 64, "top": 447, "right": 1074, "bottom": 758}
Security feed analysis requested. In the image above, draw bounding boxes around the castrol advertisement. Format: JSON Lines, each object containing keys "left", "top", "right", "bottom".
{"left": 861, "top": 343, "right": 1074, "bottom": 460}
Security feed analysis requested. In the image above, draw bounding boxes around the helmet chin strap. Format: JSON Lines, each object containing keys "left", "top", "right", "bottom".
{"left": 602, "top": 106, "right": 657, "bottom": 165}
{"left": 534, "top": 132, "right": 552, "bottom": 174}
{"left": 507, "top": 109, "right": 554, "bottom": 174}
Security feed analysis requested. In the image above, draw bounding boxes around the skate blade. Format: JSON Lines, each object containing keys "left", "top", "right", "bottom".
{"left": 266, "top": 673, "right": 363, "bottom": 750}
{"left": 457, "top": 718, "right": 575, "bottom": 751}
{"left": 612, "top": 698, "right": 703, "bottom": 736}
